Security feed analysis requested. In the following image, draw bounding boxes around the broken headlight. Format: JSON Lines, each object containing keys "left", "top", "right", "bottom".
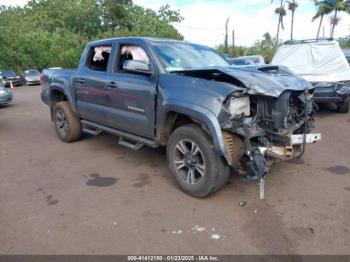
{"left": 227, "top": 96, "right": 250, "bottom": 118}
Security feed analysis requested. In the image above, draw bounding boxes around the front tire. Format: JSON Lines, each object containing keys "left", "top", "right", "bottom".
{"left": 53, "top": 101, "right": 81, "bottom": 142}
{"left": 167, "top": 124, "right": 229, "bottom": 198}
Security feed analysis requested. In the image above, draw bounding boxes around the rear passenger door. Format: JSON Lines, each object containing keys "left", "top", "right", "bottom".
{"left": 105, "top": 42, "right": 157, "bottom": 139}
{"left": 75, "top": 43, "right": 113, "bottom": 125}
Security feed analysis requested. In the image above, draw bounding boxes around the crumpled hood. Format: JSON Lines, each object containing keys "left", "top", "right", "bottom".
{"left": 217, "top": 65, "right": 313, "bottom": 97}
{"left": 175, "top": 65, "right": 313, "bottom": 97}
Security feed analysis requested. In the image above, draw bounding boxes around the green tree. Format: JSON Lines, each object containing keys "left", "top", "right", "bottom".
{"left": 216, "top": 33, "right": 277, "bottom": 63}
{"left": 157, "top": 4, "right": 183, "bottom": 23}
{"left": 339, "top": 36, "right": 350, "bottom": 48}
{"left": 312, "top": 0, "right": 350, "bottom": 39}
{"left": 329, "top": 0, "right": 350, "bottom": 38}
{"left": 0, "top": 0, "right": 183, "bottom": 71}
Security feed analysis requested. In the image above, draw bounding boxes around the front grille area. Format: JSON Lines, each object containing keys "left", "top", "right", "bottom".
{"left": 256, "top": 91, "right": 311, "bottom": 132}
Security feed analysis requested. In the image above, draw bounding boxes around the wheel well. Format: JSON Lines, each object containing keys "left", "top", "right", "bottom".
{"left": 159, "top": 112, "right": 203, "bottom": 145}
{"left": 50, "top": 90, "right": 67, "bottom": 107}
{"left": 173, "top": 114, "right": 194, "bottom": 130}
{"left": 159, "top": 112, "right": 231, "bottom": 167}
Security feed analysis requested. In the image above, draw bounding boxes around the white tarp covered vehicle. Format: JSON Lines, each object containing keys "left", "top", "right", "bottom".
{"left": 272, "top": 39, "right": 350, "bottom": 113}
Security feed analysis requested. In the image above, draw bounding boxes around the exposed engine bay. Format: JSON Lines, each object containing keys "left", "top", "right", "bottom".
{"left": 176, "top": 66, "right": 321, "bottom": 199}
{"left": 224, "top": 90, "right": 320, "bottom": 199}
{"left": 222, "top": 89, "right": 318, "bottom": 176}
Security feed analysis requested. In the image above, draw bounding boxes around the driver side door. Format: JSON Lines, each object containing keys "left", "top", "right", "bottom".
{"left": 104, "top": 43, "right": 157, "bottom": 139}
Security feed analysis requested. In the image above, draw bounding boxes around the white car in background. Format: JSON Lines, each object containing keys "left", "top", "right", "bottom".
{"left": 272, "top": 39, "right": 350, "bottom": 113}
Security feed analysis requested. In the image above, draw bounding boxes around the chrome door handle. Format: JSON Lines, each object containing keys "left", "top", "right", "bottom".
{"left": 77, "top": 78, "right": 86, "bottom": 84}
{"left": 106, "top": 81, "right": 118, "bottom": 88}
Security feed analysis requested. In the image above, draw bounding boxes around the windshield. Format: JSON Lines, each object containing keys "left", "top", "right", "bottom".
{"left": 2, "top": 70, "right": 16, "bottom": 77}
{"left": 24, "top": 70, "right": 40, "bottom": 76}
{"left": 152, "top": 42, "right": 230, "bottom": 72}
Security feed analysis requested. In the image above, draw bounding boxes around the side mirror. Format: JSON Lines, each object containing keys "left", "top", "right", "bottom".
{"left": 123, "top": 60, "right": 152, "bottom": 76}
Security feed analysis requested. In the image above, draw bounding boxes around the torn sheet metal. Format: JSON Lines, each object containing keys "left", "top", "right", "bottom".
{"left": 175, "top": 65, "right": 313, "bottom": 98}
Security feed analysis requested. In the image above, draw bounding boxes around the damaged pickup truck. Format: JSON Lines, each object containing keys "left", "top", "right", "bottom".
{"left": 41, "top": 37, "right": 321, "bottom": 198}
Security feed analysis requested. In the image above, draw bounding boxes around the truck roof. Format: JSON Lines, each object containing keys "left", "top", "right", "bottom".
{"left": 90, "top": 37, "right": 188, "bottom": 45}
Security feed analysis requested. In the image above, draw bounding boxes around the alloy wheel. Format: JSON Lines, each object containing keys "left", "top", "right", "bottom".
{"left": 55, "top": 108, "right": 68, "bottom": 138}
{"left": 174, "top": 139, "right": 206, "bottom": 184}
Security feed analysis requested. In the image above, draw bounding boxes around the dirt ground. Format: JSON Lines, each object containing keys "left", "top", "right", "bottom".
{"left": 0, "top": 86, "right": 349, "bottom": 255}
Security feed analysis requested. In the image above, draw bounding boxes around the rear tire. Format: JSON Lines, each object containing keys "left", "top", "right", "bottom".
{"left": 53, "top": 101, "right": 81, "bottom": 142}
{"left": 337, "top": 99, "right": 349, "bottom": 113}
{"left": 166, "top": 124, "right": 229, "bottom": 198}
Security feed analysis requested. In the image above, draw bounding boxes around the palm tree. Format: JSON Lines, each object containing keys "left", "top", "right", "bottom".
{"left": 272, "top": 0, "right": 287, "bottom": 46}
{"left": 330, "top": 15, "right": 341, "bottom": 37}
{"left": 313, "top": 0, "right": 350, "bottom": 39}
{"left": 287, "top": 0, "right": 298, "bottom": 40}
{"left": 329, "top": 0, "right": 350, "bottom": 38}
{"left": 312, "top": 1, "right": 332, "bottom": 39}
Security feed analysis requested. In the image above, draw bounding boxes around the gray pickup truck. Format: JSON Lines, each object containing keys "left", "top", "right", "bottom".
{"left": 41, "top": 37, "right": 321, "bottom": 198}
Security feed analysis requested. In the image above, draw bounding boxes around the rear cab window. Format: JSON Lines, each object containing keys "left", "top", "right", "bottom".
{"left": 85, "top": 45, "right": 112, "bottom": 72}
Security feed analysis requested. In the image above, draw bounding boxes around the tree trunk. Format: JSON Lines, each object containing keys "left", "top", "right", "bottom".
{"left": 331, "top": 9, "right": 338, "bottom": 38}
{"left": 224, "top": 17, "right": 229, "bottom": 54}
{"left": 276, "top": 16, "right": 281, "bottom": 46}
{"left": 276, "top": 0, "right": 283, "bottom": 46}
{"left": 291, "top": 10, "right": 295, "bottom": 40}
{"left": 316, "top": 14, "right": 324, "bottom": 39}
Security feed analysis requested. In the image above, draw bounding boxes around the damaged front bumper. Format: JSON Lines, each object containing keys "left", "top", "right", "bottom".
{"left": 229, "top": 131, "right": 321, "bottom": 200}
{"left": 220, "top": 89, "right": 321, "bottom": 199}
{"left": 258, "top": 133, "right": 321, "bottom": 160}
{"left": 240, "top": 131, "right": 321, "bottom": 182}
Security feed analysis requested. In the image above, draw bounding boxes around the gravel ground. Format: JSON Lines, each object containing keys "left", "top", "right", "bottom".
{"left": 0, "top": 86, "right": 349, "bottom": 255}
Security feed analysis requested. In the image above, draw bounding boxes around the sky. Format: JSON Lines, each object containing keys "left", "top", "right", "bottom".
{"left": 1, "top": 0, "right": 350, "bottom": 47}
